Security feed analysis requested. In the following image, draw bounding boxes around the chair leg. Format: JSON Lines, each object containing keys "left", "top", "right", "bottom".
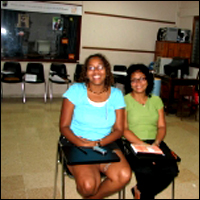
{"left": 53, "top": 145, "right": 60, "bottom": 199}
{"left": 44, "top": 82, "right": 47, "bottom": 103}
{"left": 61, "top": 150, "right": 65, "bottom": 199}
{"left": 172, "top": 179, "right": 174, "bottom": 199}
{"left": 118, "top": 187, "right": 126, "bottom": 199}
{"left": 1, "top": 82, "right": 3, "bottom": 101}
{"left": 49, "top": 81, "right": 53, "bottom": 101}
{"left": 22, "top": 82, "right": 26, "bottom": 103}
{"left": 24, "top": 83, "right": 27, "bottom": 103}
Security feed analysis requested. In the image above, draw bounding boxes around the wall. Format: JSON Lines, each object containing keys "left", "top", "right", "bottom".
{"left": 80, "top": 1, "right": 178, "bottom": 66}
{"left": 1, "top": 1, "right": 199, "bottom": 98}
{"left": 177, "top": 1, "right": 199, "bottom": 79}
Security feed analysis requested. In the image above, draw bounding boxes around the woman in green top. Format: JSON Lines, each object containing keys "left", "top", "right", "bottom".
{"left": 123, "top": 64, "right": 179, "bottom": 199}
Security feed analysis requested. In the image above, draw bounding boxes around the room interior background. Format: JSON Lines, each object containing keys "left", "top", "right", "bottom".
{"left": 1, "top": 1, "right": 199, "bottom": 98}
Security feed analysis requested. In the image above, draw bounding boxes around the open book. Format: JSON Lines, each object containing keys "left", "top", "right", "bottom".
{"left": 130, "top": 144, "right": 164, "bottom": 155}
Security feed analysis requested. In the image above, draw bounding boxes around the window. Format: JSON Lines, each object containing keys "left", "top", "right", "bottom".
{"left": 1, "top": 1, "right": 82, "bottom": 62}
{"left": 191, "top": 16, "right": 199, "bottom": 67}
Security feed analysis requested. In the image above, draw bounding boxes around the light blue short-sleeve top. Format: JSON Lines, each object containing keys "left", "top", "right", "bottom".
{"left": 62, "top": 83, "right": 125, "bottom": 141}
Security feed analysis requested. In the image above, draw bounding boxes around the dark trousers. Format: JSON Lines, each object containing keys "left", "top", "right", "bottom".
{"left": 121, "top": 139, "right": 179, "bottom": 199}
{"left": 134, "top": 162, "right": 176, "bottom": 198}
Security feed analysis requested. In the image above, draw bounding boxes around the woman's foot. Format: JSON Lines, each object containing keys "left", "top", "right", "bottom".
{"left": 131, "top": 185, "right": 141, "bottom": 199}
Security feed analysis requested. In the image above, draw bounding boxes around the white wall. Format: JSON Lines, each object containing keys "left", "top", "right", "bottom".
{"left": 80, "top": 1, "right": 178, "bottom": 66}
{"left": 1, "top": 1, "right": 199, "bottom": 98}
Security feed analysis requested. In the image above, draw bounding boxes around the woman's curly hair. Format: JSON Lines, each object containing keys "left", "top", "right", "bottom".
{"left": 78, "top": 53, "right": 114, "bottom": 88}
{"left": 124, "top": 64, "right": 154, "bottom": 97}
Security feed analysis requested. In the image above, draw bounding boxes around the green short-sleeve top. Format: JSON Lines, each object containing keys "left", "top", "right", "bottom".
{"left": 124, "top": 94, "right": 164, "bottom": 140}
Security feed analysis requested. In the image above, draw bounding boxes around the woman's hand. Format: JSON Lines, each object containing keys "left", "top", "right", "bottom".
{"left": 78, "top": 137, "right": 97, "bottom": 147}
{"left": 151, "top": 140, "right": 160, "bottom": 147}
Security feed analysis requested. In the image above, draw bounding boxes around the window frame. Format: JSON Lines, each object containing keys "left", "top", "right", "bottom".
{"left": 1, "top": 1, "right": 82, "bottom": 63}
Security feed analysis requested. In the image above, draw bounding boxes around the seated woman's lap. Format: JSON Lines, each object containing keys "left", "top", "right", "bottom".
{"left": 67, "top": 149, "right": 131, "bottom": 184}
{"left": 101, "top": 149, "right": 132, "bottom": 183}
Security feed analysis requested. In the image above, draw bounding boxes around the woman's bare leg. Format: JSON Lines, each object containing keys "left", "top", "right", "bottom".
{"left": 67, "top": 164, "right": 102, "bottom": 198}
{"left": 85, "top": 150, "right": 132, "bottom": 199}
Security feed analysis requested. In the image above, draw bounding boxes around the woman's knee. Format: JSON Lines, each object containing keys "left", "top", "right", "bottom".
{"left": 119, "top": 166, "right": 132, "bottom": 184}
{"left": 110, "top": 166, "right": 132, "bottom": 185}
{"left": 76, "top": 178, "right": 98, "bottom": 197}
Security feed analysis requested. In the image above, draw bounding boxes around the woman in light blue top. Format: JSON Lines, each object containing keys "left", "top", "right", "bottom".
{"left": 60, "top": 53, "right": 131, "bottom": 199}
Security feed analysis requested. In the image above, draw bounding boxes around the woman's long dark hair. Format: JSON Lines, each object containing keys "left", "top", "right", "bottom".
{"left": 78, "top": 53, "right": 114, "bottom": 88}
{"left": 124, "top": 64, "right": 154, "bottom": 97}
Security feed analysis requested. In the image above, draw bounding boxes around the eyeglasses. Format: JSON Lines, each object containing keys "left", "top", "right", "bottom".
{"left": 131, "top": 77, "right": 147, "bottom": 83}
{"left": 88, "top": 65, "right": 104, "bottom": 71}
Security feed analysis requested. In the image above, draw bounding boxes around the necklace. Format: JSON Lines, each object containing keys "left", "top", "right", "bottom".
{"left": 88, "top": 86, "right": 107, "bottom": 95}
{"left": 131, "top": 92, "right": 147, "bottom": 106}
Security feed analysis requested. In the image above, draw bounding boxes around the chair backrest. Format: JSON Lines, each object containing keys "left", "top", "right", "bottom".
{"left": 113, "top": 65, "right": 127, "bottom": 72}
{"left": 74, "top": 64, "right": 83, "bottom": 81}
{"left": 26, "top": 63, "right": 45, "bottom": 82}
{"left": 75, "top": 64, "right": 83, "bottom": 74}
{"left": 50, "top": 63, "right": 67, "bottom": 77}
{"left": 2, "top": 62, "right": 22, "bottom": 82}
{"left": 164, "top": 57, "right": 189, "bottom": 78}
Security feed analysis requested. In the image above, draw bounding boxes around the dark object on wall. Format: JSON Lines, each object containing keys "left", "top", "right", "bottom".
{"left": 157, "top": 27, "right": 178, "bottom": 42}
{"left": 177, "top": 29, "right": 191, "bottom": 43}
{"left": 164, "top": 57, "right": 189, "bottom": 78}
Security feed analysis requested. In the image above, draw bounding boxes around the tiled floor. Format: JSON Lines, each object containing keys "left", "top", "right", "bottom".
{"left": 1, "top": 98, "right": 199, "bottom": 199}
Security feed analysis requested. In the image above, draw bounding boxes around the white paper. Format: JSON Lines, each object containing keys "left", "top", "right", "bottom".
{"left": 49, "top": 75, "right": 66, "bottom": 83}
{"left": 25, "top": 74, "right": 37, "bottom": 82}
{"left": 112, "top": 71, "right": 127, "bottom": 76}
{"left": 1, "top": 70, "right": 14, "bottom": 75}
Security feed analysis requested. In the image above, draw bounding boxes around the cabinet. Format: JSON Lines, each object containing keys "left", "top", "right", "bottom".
{"left": 154, "top": 41, "right": 192, "bottom": 62}
{"left": 154, "top": 74, "right": 199, "bottom": 115}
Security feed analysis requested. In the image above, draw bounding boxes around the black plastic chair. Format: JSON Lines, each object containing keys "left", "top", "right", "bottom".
{"left": 164, "top": 57, "right": 189, "bottom": 78}
{"left": 24, "top": 63, "right": 47, "bottom": 103}
{"left": 1, "top": 62, "right": 25, "bottom": 103}
{"left": 48, "top": 63, "right": 71, "bottom": 100}
{"left": 74, "top": 64, "right": 83, "bottom": 82}
{"left": 53, "top": 136, "right": 126, "bottom": 199}
{"left": 113, "top": 65, "right": 127, "bottom": 85}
